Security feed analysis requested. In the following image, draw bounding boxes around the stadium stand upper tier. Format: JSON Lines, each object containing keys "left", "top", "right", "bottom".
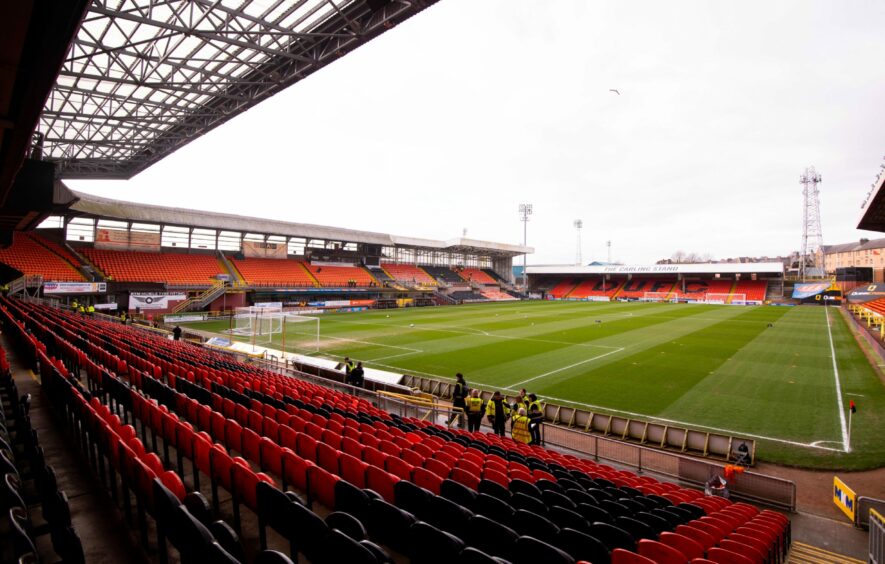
{"left": 0, "top": 232, "right": 84, "bottom": 281}
{"left": 304, "top": 263, "right": 377, "bottom": 287}
{"left": 0, "top": 297, "right": 792, "bottom": 564}
{"left": 231, "top": 257, "right": 317, "bottom": 287}
{"left": 734, "top": 280, "right": 768, "bottom": 301}
{"left": 422, "top": 266, "right": 467, "bottom": 284}
{"left": 381, "top": 263, "right": 437, "bottom": 286}
{"left": 82, "top": 248, "right": 224, "bottom": 285}
{"left": 460, "top": 268, "right": 498, "bottom": 285}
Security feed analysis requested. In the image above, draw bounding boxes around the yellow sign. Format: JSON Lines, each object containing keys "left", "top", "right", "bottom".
{"left": 833, "top": 476, "right": 857, "bottom": 522}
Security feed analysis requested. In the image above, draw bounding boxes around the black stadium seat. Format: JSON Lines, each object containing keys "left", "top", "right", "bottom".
{"left": 409, "top": 521, "right": 465, "bottom": 563}
{"left": 473, "top": 492, "right": 515, "bottom": 527}
{"left": 319, "top": 529, "right": 378, "bottom": 564}
{"left": 477, "top": 478, "right": 511, "bottom": 502}
{"left": 440, "top": 478, "right": 476, "bottom": 509}
{"left": 393, "top": 479, "right": 432, "bottom": 516}
{"left": 426, "top": 495, "right": 474, "bottom": 540}
{"left": 557, "top": 527, "right": 612, "bottom": 564}
{"left": 365, "top": 498, "right": 415, "bottom": 554}
{"left": 615, "top": 515, "right": 658, "bottom": 541}
{"left": 464, "top": 514, "right": 519, "bottom": 561}
{"left": 577, "top": 502, "right": 614, "bottom": 525}
{"left": 511, "top": 509, "right": 560, "bottom": 545}
{"left": 511, "top": 491, "right": 548, "bottom": 516}
{"left": 514, "top": 535, "right": 576, "bottom": 564}
{"left": 549, "top": 505, "right": 591, "bottom": 534}
{"left": 588, "top": 522, "right": 636, "bottom": 552}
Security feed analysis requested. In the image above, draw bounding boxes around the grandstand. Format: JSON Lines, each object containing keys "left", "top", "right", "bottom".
{"left": 528, "top": 264, "right": 784, "bottom": 304}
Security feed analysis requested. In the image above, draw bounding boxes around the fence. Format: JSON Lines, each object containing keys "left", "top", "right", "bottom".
{"left": 871, "top": 508, "right": 885, "bottom": 564}
{"left": 859, "top": 497, "right": 885, "bottom": 529}
{"left": 541, "top": 423, "right": 796, "bottom": 512}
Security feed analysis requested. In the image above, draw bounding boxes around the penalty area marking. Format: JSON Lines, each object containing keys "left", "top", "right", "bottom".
{"left": 508, "top": 347, "right": 626, "bottom": 388}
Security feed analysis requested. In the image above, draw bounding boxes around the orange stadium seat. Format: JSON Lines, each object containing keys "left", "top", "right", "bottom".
{"left": 669, "top": 279, "right": 733, "bottom": 301}
{"left": 617, "top": 278, "right": 676, "bottom": 299}
{"left": 381, "top": 263, "right": 437, "bottom": 286}
{"left": 0, "top": 232, "right": 83, "bottom": 281}
{"left": 460, "top": 268, "right": 497, "bottom": 285}
{"left": 304, "top": 263, "right": 377, "bottom": 287}
{"left": 733, "top": 280, "right": 767, "bottom": 302}
{"left": 481, "top": 289, "right": 518, "bottom": 301}
{"left": 568, "top": 278, "right": 625, "bottom": 299}
{"left": 82, "top": 248, "right": 223, "bottom": 285}
{"left": 232, "top": 257, "right": 317, "bottom": 287}
{"left": 548, "top": 279, "right": 577, "bottom": 298}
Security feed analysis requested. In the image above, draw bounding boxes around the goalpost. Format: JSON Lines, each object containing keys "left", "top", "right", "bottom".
{"left": 704, "top": 293, "right": 746, "bottom": 305}
{"left": 229, "top": 307, "right": 320, "bottom": 353}
{"left": 283, "top": 313, "right": 320, "bottom": 355}
{"left": 642, "top": 292, "right": 678, "bottom": 303}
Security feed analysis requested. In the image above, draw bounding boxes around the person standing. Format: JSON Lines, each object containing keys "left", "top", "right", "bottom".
{"left": 527, "top": 393, "right": 543, "bottom": 445}
{"left": 513, "top": 388, "right": 530, "bottom": 412}
{"left": 350, "top": 361, "right": 365, "bottom": 388}
{"left": 465, "top": 389, "right": 485, "bottom": 432}
{"left": 343, "top": 357, "right": 354, "bottom": 382}
{"left": 485, "top": 391, "right": 511, "bottom": 437}
{"left": 511, "top": 408, "right": 532, "bottom": 444}
{"left": 447, "top": 373, "right": 468, "bottom": 428}
{"left": 172, "top": 325, "right": 182, "bottom": 341}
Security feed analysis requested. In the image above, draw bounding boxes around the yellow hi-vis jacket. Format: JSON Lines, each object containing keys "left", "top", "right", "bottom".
{"left": 511, "top": 414, "right": 532, "bottom": 444}
{"left": 485, "top": 398, "right": 511, "bottom": 419}
{"left": 465, "top": 396, "right": 485, "bottom": 414}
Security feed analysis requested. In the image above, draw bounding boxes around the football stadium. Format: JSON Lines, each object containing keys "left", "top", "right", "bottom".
{"left": 0, "top": 2, "right": 883, "bottom": 564}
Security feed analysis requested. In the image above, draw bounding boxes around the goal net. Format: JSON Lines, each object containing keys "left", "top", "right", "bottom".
{"left": 704, "top": 293, "right": 745, "bottom": 304}
{"left": 231, "top": 306, "right": 283, "bottom": 344}
{"left": 642, "top": 292, "right": 677, "bottom": 303}
{"left": 283, "top": 313, "right": 320, "bottom": 354}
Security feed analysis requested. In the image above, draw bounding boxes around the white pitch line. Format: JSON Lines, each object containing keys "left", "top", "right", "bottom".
{"left": 322, "top": 334, "right": 422, "bottom": 353}
{"left": 509, "top": 347, "right": 626, "bottom": 388}
{"left": 368, "top": 350, "right": 423, "bottom": 362}
{"left": 825, "top": 306, "right": 850, "bottom": 452}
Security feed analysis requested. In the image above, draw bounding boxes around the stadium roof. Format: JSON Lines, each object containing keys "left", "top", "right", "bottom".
{"left": 857, "top": 160, "right": 885, "bottom": 232}
{"left": 37, "top": 0, "right": 440, "bottom": 180}
{"left": 68, "top": 189, "right": 532, "bottom": 257}
{"left": 527, "top": 263, "right": 784, "bottom": 276}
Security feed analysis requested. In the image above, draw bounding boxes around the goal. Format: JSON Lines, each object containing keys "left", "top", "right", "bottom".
{"left": 642, "top": 292, "right": 678, "bottom": 303}
{"left": 704, "top": 293, "right": 745, "bottom": 305}
{"left": 231, "top": 306, "right": 283, "bottom": 344}
{"left": 283, "top": 313, "right": 320, "bottom": 354}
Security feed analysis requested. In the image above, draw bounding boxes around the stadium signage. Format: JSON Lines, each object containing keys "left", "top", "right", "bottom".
{"left": 129, "top": 292, "right": 187, "bottom": 310}
{"left": 847, "top": 283, "right": 885, "bottom": 303}
{"left": 833, "top": 476, "right": 856, "bottom": 522}
{"left": 43, "top": 282, "right": 107, "bottom": 294}
{"left": 602, "top": 265, "right": 680, "bottom": 274}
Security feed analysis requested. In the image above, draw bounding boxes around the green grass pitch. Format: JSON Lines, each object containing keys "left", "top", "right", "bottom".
{"left": 183, "top": 301, "right": 885, "bottom": 470}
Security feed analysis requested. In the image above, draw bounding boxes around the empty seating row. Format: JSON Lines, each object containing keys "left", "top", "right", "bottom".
{"left": 1, "top": 349, "right": 84, "bottom": 564}
{"left": 733, "top": 280, "right": 768, "bottom": 302}
{"left": 230, "top": 257, "right": 317, "bottom": 287}
{"left": 82, "top": 248, "right": 224, "bottom": 285}
{"left": 0, "top": 232, "right": 84, "bottom": 281}
{"left": 460, "top": 268, "right": 498, "bottom": 285}
{"left": 381, "top": 263, "right": 437, "bottom": 286}
{"left": 303, "top": 263, "right": 377, "bottom": 287}
{"left": 568, "top": 278, "right": 625, "bottom": 299}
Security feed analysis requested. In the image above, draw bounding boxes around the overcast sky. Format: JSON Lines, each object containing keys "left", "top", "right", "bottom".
{"left": 69, "top": 0, "right": 885, "bottom": 265}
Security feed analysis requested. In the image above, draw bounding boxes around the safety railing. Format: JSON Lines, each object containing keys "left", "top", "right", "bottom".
{"left": 859, "top": 497, "right": 885, "bottom": 529}
{"left": 541, "top": 423, "right": 796, "bottom": 512}
{"left": 870, "top": 508, "right": 884, "bottom": 564}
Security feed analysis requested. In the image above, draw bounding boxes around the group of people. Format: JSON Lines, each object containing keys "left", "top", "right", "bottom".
{"left": 70, "top": 300, "right": 94, "bottom": 315}
{"left": 449, "top": 374, "right": 544, "bottom": 445}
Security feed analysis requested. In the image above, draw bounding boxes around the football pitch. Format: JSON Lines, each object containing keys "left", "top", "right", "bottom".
{"left": 183, "top": 301, "right": 885, "bottom": 470}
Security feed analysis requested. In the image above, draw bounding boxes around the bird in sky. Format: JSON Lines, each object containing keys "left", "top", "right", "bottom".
{"left": 609, "top": 89, "right": 620, "bottom": 95}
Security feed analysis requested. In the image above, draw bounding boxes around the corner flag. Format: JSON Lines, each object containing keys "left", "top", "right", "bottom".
{"left": 849, "top": 400, "right": 857, "bottom": 414}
